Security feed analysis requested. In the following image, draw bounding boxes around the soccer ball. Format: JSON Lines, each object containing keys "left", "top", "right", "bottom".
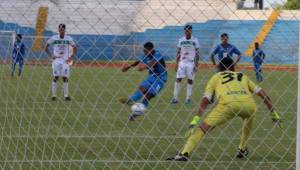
{"left": 131, "top": 103, "right": 146, "bottom": 115}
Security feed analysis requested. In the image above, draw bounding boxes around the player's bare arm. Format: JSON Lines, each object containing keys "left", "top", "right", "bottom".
{"left": 235, "top": 54, "right": 241, "bottom": 64}
{"left": 185, "top": 96, "right": 211, "bottom": 138}
{"left": 194, "top": 48, "right": 200, "bottom": 71}
{"left": 122, "top": 60, "right": 140, "bottom": 72}
{"left": 45, "top": 44, "right": 53, "bottom": 59}
{"left": 138, "top": 59, "right": 157, "bottom": 71}
{"left": 68, "top": 45, "right": 77, "bottom": 62}
{"left": 256, "top": 89, "right": 282, "bottom": 127}
{"left": 262, "top": 52, "right": 266, "bottom": 60}
{"left": 256, "top": 89, "right": 274, "bottom": 112}
{"left": 188, "top": 96, "right": 210, "bottom": 128}
{"left": 197, "top": 97, "right": 210, "bottom": 117}
{"left": 175, "top": 48, "right": 181, "bottom": 71}
{"left": 210, "top": 53, "right": 216, "bottom": 65}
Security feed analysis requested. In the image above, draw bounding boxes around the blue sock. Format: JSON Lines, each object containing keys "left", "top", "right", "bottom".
{"left": 142, "top": 98, "right": 149, "bottom": 108}
{"left": 129, "top": 90, "right": 143, "bottom": 102}
{"left": 18, "top": 64, "right": 23, "bottom": 77}
{"left": 11, "top": 62, "right": 16, "bottom": 76}
{"left": 255, "top": 72, "right": 260, "bottom": 81}
{"left": 260, "top": 74, "right": 263, "bottom": 82}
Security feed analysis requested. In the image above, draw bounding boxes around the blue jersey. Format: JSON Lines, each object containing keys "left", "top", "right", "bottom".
{"left": 212, "top": 43, "right": 241, "bottom": 61}
{"left": 252, "top": 48, "right": 265, "bottom": 64}
{"left": 12, "top": 41, "right": 26, "bottom": 61}
{"left": 141, "top": 50, "right": 167, "bottom": 82}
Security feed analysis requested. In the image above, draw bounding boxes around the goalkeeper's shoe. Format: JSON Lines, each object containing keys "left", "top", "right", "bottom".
{"left": 166, "top": 152, "right": 189, "bottom": 162}
{"left": 117, "top": 97, "right": 134, "bottom": 106}
{"left": 236, "top": 148, "right": 249, "bottom": 159}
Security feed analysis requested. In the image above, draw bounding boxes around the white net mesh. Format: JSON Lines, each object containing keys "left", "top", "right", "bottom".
{"left": 0, "top": 0, "right": 298, "bottom": 169}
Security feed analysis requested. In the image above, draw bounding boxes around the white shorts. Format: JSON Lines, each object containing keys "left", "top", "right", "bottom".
{"left": 52, "top": 59, "right": 70, "bottom": 77}
{"left": 176, "top": 62, "right": 195, "bottom": 80}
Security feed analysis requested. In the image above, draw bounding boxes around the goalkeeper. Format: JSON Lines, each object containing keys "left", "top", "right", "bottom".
{"left": 167, "top": 57, "right": 282, "bottom": 161}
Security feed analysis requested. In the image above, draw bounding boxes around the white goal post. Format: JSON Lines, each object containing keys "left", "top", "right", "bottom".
{"left": 297, "top": 20, "right": 300, "bottom": 170}
{"left": 0, "top": 30, "right": 16, "bottom": 63}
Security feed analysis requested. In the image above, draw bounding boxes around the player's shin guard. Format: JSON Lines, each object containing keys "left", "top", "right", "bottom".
{"left": 129, "top": 90, "right": 143, "bottom": 102}
{"left": 18, "top": 63, "right": 23, "bottom": 77}
{"left": 63, "top": 82, "right": 69, "bottom": 98}
{"left": 239, "top": 117, "right": 253, "bottom": 151}
{"left": 181, "top": 127, "right": 205, "bottom": 156}
{"left": 52, "top": 82, "right": 57, "bottom": 97}
{"left": 259, "top": 72, "right": 263, "bottom": 82}
{"left": 186, "top": 84, "right": 193, "bottom": 100}
{"left": 173, "top": 82, "right": 180, "bottom": 100}
{"left": 255, "top": 72, "right": 259, "bottom": 81}
{"left": 11, "top": 62, "right": 16, "bottom": 77}
{"left": 255, "top": 71, "right": 262, "bottom": 82}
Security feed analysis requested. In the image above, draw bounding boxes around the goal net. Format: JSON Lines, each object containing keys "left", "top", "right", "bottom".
{"left": 0, "top": 31, "right": 16, "bottom": 62}
{"left": 0, "top": 0, "right": 298, "bottom": 169}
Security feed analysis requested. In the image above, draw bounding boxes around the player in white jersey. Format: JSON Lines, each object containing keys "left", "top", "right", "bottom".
{"left": 171, "top": 25, "right": 200, "bottom": 104}
{"left": 45, "top": 24, "right": 77, "bottom": 101}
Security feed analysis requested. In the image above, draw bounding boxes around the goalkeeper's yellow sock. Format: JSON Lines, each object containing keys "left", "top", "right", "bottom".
{"left": 239, "top": 117, "right": 253, "bottom": 150}
{"left": 181, "top": 127, "right": 205, "bottom": 155}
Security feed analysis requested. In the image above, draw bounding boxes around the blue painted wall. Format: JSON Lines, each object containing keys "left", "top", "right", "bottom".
{"left": 0, "top": 20, "right": 298, "bottom": 64}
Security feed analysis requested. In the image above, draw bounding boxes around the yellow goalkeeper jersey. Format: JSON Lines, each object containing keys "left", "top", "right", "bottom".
{"left": 204, "top": 71, "right": 261, "bottom": 105}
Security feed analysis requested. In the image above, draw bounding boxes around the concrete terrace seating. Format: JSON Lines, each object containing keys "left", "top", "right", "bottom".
{"left": 0, "top": 0, "right": 297, "bottom": 64}
{"left": 131, "top": 20, "right": 223, "bottom": 60}
{"left": 131, "top": 20, "right": 265, "bottom": 62}
{"left": 0, "top": 0, "right": 236, "bottom": 35}
{"left": 0, "top": 19, "right": 298, "bottom": 64}
{"left": 262, "top": 20, "right": 299, "bottom": 64}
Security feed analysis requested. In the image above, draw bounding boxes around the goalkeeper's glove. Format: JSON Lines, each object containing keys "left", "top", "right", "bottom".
{"left": 270, "top": 110, "right": 283, "bottom": 129}
{"left": 189, "top": 115, "right": 202, "bottom": 128}
{"left": 185, "top": 115, "right": 201, "bottom": 138}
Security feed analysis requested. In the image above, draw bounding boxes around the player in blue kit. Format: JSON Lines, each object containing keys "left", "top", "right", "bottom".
{"left": 252, "top": 42, "right": 265, "bottom": 82}
{"left": 11, "top": 34, "right": 26, "bottom": 78}
{"left": 211, "top": 33, "right": 241, "bottom": 67}
{"left": 118, "top": 42, "right": 168, "bottom": 120}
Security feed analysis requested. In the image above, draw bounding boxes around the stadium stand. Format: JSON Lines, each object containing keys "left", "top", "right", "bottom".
{"left": 262, "top": 20, "right": 299, "bottom": 64}
{"left": 0, "top": 19, "right": 298, "bottom": 63}
{"left": 0, "top": 0, "right": 298, "bottom": 64}
{"left": 244, "top": 10, "right": 280, "bottom": 57}
{"left": 0, "top": 0, "right": 235, "bottom": 34}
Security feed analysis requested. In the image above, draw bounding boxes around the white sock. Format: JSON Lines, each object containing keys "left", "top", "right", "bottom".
{"left": 173, "top": 82, "right": 180, "bottom": 100}
{"left": 186, "top": 84, "right": 193, "bottom": 100}
{"left": 63, "top": 82, "right": 69, "bottom": 98}
{"left": 52, "top": 82, "right": 57, "bottom": 97}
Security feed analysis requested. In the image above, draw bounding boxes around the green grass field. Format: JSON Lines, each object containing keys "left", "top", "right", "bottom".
{"left": 0, "top": 65, "right": 297, "bottom": 169}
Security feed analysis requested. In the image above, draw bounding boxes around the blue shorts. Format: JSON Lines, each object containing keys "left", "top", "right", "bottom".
{"left": 139, "top": 76, "right": 165, "bottom": 96}
{"left": 254, "top": 63, "right": 262, "bottom": 72}
{"left": 13, "top": 58, "right": 24, "bottom": 65}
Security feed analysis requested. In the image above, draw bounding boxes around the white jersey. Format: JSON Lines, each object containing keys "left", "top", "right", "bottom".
{"left": 177, "top": 36, "right": 200, "bottom": 63}
{"left": 47, "top": 35, "right": 75, "bottom": 62}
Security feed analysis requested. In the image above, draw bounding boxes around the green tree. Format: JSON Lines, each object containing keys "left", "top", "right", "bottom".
{"left": 284, "top": 0, "right": 300, "bottom": 9}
